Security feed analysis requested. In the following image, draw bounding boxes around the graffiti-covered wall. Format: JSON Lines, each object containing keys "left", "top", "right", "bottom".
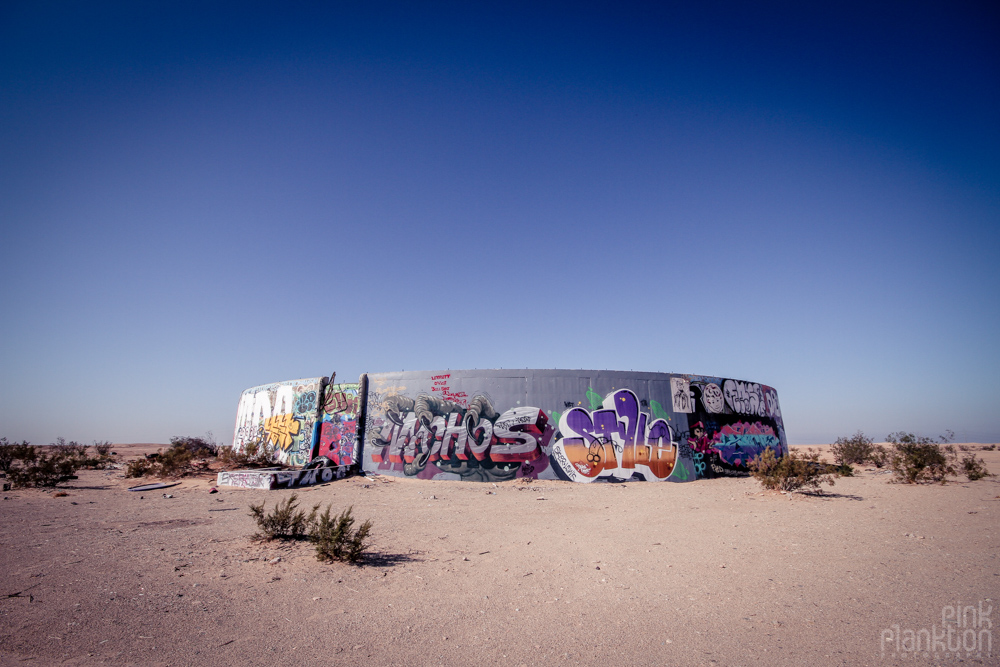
{"left": 232, "top": 378, "right": 326, "bottom": 466}
{"left": 316, "top": 382, "right": 362, "bottom": 466}
{"left": 230, "top": 369, "right": 785, "bottom": 482}
{"left": 232, "top": 377, "right": 362, "bottom": 468}
{"left": 361, "top": 369, "right": 786, "bottom": 483}
{"left": 676, "top": 376, "right": 786, "bottom": 477}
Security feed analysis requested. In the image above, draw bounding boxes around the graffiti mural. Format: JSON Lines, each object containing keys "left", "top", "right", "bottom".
{"left": 552, "top": 388, "right": 677, "bottom": 483}
{"left": 712, "top": 421, "right": 781, "bottom": 468}
{"left": 231, "top": 369, "right": 786, "bottom": 485}
{"left": 316, "top": 383, "right": 360, "bottom": 466}
{"left": 684, "top": 376, "right": 787, "bottom": 478}
{"left": 360, "top": 370, "right": 712, "bottom": 483}
{"left": 217, "top": 466, "right": 344, "bottom": 490}
{"left": 232, "top": 378, "right": 324, "bottom": 467}
{"left": 367, "top": 390, "right": 555, "bottom": 483}
{"left": 216, "top": 470, "right": 274, "bottom": 490}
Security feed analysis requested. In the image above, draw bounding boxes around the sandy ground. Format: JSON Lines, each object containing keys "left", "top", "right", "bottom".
{"left": 2, "top": 444, "right": 998, "bottom": 666}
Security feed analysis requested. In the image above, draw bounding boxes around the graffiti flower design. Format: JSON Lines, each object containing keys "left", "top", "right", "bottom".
{"left": 293, "top": 391, "right": 317, "bottom": 414}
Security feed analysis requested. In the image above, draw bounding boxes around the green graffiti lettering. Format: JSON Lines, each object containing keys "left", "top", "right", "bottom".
{"left": 586, "top": 388, "right": 603, "bottom": 410}
{"left": 650, "top": 400, "right": 671, "bottom": 421}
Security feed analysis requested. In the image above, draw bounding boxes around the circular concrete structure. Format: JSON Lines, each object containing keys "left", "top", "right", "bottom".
{"left": 229, "top": 369, "right": 786, "bottom": 485}
{"left": 361, "top": 369, "right": 786, "bottom": 483}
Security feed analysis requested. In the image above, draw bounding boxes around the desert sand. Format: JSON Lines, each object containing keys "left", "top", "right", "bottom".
{"left": 2, "top": 444, "right": 998, "bottom": 666}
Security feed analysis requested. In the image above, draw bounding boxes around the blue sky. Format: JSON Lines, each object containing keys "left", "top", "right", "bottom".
{"left": 1, "top": 2, "right": 997, "bottom": 445}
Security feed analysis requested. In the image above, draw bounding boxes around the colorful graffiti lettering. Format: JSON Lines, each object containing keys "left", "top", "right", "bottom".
{"left": 764, "top": 386, "right": 781, "bottom": 420}
{"left": 711, "top": 421, "right": 782, "bottom": 468}
{"left": 232, "top": 371, "right": 787, "bottom": 486}
{"left": 551, "top": 389, "right": 677, "bottom": 483}
{"left": 323, "top": 386, "right": 358, "bottom": 414}
{"left": 317, "top": 383, "right": 360, "bottom": 466}
{"left": 232, "top": 378, "right": 324, "bottom": 467}
{"left": 264, "top": 413, "right": 301, "bottom": 449}
{"left": 721, "top": 379, "right": 781, "bottom": 419}
{"left": 369, "top": 393, "right": 552, "bottom": 482}
{"left": 585, "top": 388, "right": 603, "bottom": 410}
{"left": 649, "top": 400, "right": 671, "bottom": 422}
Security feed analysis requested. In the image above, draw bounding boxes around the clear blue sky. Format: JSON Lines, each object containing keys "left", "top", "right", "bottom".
{"left": 2, "top": 2, "right": 998, "bottom": 445}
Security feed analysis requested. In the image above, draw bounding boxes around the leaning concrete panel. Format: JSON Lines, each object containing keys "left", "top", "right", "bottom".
{"left": 231, "top": 377, "right": 326, "bottom": 467}
{"left": 315, "top": 382, "right": 361, "bottom": 466}
{"left": 360, "top": 369, "right": 787, "bottom": 483}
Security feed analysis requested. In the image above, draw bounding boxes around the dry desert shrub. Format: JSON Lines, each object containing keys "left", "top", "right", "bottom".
{"left": 886, "top": 432, "right": 956, "bottom": 484}
{"left": 80, "top": 441, "right": 118, "bottom": 469}
{"left": 168, "top": 436, "right": 218, "bottom": 457}
{"left": 124, "top": 436, "right": 217, "bottom": 479}
{"left": 0, "top": 438, "right": 34, "bottom": 473}
{"left": 217, "top": 440, "right": 279, "bottom": 469}
{"left": 248, "top": 495, "right": 374, "bottom": 563}
{"left": 124, "top": 458, "right": 156, "bottom": 478}
{"left": 311, "top": 505, "right": 372, "bottom": 564}
{"left": 249, "top": 494, "right": 318, "bottom": 540}
{"left": 1, "top": 438, "right": 117, "bottom": 488}
{"left": 960, "top": 451, "right": 992, "bottom": 481}
{"left": 831, "top": 431, "right": 892, "bottom": 469}
{"left": 5, "top": 444, "right": 79, "bottom": 488}
{"left": 831, "top": 431, "right": 875, "bottom": 466}
{"left": 748, "top": 447, "right": 838, "bottom": 494}
{"left": 867, "top": 444, "right": 890, "bottom": 468}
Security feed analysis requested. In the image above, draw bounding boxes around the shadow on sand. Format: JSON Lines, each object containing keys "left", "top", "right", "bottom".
{"left": 364, "top": 550, "right": 423, "bottom": 567}
{"left": 805, "top": 491, "right": 865, "bottom": 501}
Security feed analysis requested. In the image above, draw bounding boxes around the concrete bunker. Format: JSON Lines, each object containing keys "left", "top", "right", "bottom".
{"left": 222, "top": 369, "right": 786, "bottom": 488}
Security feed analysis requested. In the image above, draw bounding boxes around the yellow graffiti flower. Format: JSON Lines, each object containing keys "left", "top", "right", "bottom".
{"left": 264, "top": 413, "right": 301, "bottom": 449}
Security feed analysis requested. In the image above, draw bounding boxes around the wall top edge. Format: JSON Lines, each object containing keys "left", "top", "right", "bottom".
{"left": 364, "top": 369, "right": 774, "bottom": 385}
{"left": 238, "top": 377, "right": 329, "bottom": 393}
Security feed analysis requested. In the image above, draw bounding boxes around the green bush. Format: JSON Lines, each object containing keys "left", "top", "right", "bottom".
{"left": 1, "top": 438, "right": 119, "bottom": 486}
{"left": 748, "top": 447, "right": 838, "bottom": 494}
{"left": 6, "top": 447, "right": 81, "bottom": 488}
{"left": 123, "top": 437, "right": 216, "bottom": 479}
{"left": 56, "top": 439, "right": 89, "bottom": 466}
{"left": 249, "top": 494, "right": 318, "bottom": 540}
{"left": 831, "top": 431, "right": 874, "bottom": 466}
{"left": 155, "top": 445, "right": 196, "bottom": 477}
{"left": 310, "top": 505, "right": 373, "bottom": 564}
{"left": 960, "top": 452, "right": 992, "bottom": 481}
{"left": 78, "top": 441, "right": 118, "bottom": 469}
{"left": 246, "top": 495, "right": 374, "bottom": 564}
{"left": 0, "top": 438, "right": 34, "bottom": 473}
{"left": 868, "top": 444, "right": 890, "bottom": 468}
{"left": 125, "top": 458, "right": 155, "bottom": 478}
{"left": 169, "top": 436, "right": 218, "bottom": 457}
{"left": 886, "top": 432, "right": 956, "bottom": 484}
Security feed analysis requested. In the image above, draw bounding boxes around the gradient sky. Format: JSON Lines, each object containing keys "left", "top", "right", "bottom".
{"left": 2, "top": 2, "right": 998, "bottom": 446}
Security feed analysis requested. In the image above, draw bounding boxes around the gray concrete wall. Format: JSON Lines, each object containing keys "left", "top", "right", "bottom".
{"left": 359, "top": 369, "right": 786, "bottom": 483}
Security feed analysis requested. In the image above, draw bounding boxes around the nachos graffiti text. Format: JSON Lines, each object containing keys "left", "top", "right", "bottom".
{"left": 369, "top": 395, "right": 551, "bottom": 473}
